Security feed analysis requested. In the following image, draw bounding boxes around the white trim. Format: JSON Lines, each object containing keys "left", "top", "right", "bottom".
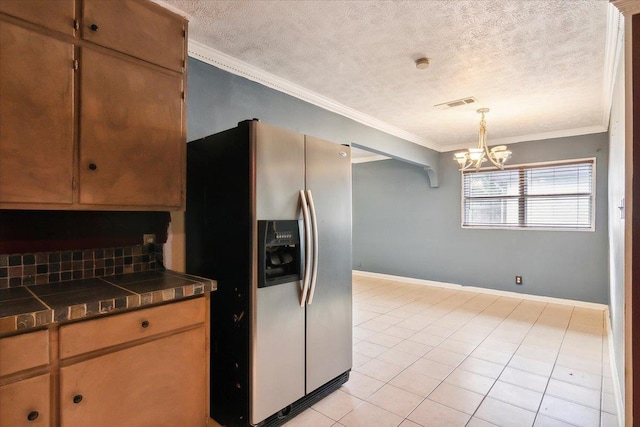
{"left": 187, "top": 40, "right": 439, "bottom": 151}
{"left": 605, "top": 311, "right": 625, "bottom": 427}
{"left": 351, "top": 154, "right": 390, "bottom": 164}
{"left": 441, "top": 125, "right": 607, "bottom": 153}
{"left": 601, "top": 4, "right": 625, "bottom": 133}
{"left": 352, "top": 270, "right": 608, "bottom": 310}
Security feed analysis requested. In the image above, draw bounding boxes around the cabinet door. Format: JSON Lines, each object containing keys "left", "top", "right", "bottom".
{"left": 60, "top": 327, "right": 205, "bottom": 427}
{"left": 0, "top": 0, "right": 75, "bottom": 35}
{"left": 79, "top": 47, "right": 183, "bottom": 208}
{"left": 81, "top": 0, "right": 185, "bottom": 72}
{"left": 0, "top": 374, "right": 50, "bottom": 427}
{"left": 0, "top": 21, "right": 74, "bottom": 205}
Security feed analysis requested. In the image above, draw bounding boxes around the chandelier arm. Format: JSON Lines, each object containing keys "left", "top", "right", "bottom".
{"left": 484, "top": 144, "right": 504, "bottom": 170}
{"left": 460, "top": 161, "right": 473, "bottom": 171}
{"left": 454, "top": 108, "right": 509, "bottom": 171}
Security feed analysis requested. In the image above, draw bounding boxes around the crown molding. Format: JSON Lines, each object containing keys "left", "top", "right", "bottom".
{"left": 440, "top": 125, "right": 608, "bottom": 153}
{"left": 601, "top": 3, "right": 625, "bottom": 130}
{"left": 441, "top": 3, "right": 621, "bottom": 155}
{"left": 188, "top": 37, "right": 616, "bottom": 154}
{"left": 187, "top": 39, "right": 439, "bottom": 151}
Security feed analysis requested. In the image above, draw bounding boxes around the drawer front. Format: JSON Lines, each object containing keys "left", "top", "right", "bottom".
{"left": 0, "top": 374, "right": 50, "bottom": 427}
{"left": 81, "top": 0, "right": 185, "bottom": 72}
{"left": 0, "top": 330, "right": 49, "bottom": 376}
{"left": 59, "top": 297, "right": 205, "bottom": 358}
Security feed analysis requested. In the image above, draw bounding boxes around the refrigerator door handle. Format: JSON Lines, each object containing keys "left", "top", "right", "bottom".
{"left": 306, "top": 189, "right": 319, "bottom": 305}
{"left": 299, "top": 190, "right": 312, "bottom": 307}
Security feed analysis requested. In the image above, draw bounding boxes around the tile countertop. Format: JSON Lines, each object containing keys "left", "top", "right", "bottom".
{"left": 0, "top": 270, "right": 216, "bottom": 336}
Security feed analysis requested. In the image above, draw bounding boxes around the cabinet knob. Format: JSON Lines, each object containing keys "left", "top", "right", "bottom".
{"left": 73, "top": 394, "right": 83, "bottom": 404}
{"left": 27, "top": 411, "right": 39, "bottom": 421}
{"left": 88, "top": 163, "right": 97, "bottom": 171}
{"left": 90, "top": 24, "right": 99, "bottom": 31}
{"left": 141, "top": 320, "right": 150, "bottom": 328}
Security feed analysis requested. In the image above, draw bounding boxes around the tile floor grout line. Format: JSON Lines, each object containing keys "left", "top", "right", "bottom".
{"left": 374, "top": 286, "right": 534, "bottom": 426}
{"left": 530, "top": 305, "right": 584, "bottom": 427}
{"left": 463, "top": 298, "right": 552, "bottom": 426}
{"left": 321, "top": 277, "right": 613, "bottom": 427}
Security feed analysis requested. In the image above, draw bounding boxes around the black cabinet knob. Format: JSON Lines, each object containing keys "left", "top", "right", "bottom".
{"left": 141, "top": 320, "right": 150, "bottom": 328}
{"left": 90, "top": 24, "right": 99, "bottom": 31}
{"left": 27, "top": 411, "right": 39, "bottom": 421}
{"left": 73, "top": 394, "right": 83, "bottom": 404}
{"left": 88, "top": 163, "right": 97, "bottom": 171}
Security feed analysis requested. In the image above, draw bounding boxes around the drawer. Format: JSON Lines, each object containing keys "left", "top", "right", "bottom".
{"left": 59, "top": 297, "right": 205, "bottom": 358}
{"left": 0, "top": 374, "right": 50, "bottom": 427}
{"left": 0, "top": 330, "right": 49, "bottom": 377}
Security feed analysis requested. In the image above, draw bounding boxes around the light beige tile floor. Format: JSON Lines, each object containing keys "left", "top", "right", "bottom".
{"left": 285, "top": 274, "right": 619, "bottom": 427}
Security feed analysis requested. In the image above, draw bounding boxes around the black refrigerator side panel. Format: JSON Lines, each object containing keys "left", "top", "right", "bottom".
{"left": 185, "top": 122, "right": 252, "bottom": 427}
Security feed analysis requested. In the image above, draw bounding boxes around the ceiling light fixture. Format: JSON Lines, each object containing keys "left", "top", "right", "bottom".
{"left": 454, "top": 108, "right": 511, "bottom": 171}
{"left": 415, "top": 57, "right": 430, "bottom": 69}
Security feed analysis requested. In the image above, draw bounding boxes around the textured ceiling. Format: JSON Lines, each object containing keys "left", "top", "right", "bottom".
{"left": 158, "top": 0, "right": 616, "bottom": 152}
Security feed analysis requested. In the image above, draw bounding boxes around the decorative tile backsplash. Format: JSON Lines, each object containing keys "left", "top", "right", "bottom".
{"left": 0, "top": 244, "right": 163, "bottom": 289}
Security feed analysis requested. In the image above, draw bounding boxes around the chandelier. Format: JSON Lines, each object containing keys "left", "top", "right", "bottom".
{"left": 454, "top": 108, "right": 511, "bottom": 170}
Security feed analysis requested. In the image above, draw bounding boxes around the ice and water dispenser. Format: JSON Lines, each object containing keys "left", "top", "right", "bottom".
{"left": 257, "top": 220, "right": 303, "bottom": 288}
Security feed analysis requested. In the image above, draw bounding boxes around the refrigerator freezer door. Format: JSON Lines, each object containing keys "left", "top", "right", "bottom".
{"left": 252, "top": 282, "right": 305, "bottom": 424}
{"left": 251, "top": 122, "right": 306, "bottom": 425}
{"left": 304, "top": 136, "right": 353, "bottom": 393}
{"left": 254, "top": 122, "right": 305, "bottom": 220}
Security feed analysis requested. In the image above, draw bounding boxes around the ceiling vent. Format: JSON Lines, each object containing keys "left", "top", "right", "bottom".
{"left": 434, "top": 97, "right": 478, "bottom": 110}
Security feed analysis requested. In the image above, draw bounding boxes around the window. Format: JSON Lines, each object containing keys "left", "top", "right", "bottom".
{"left": 462, "top": 159, "right": 595, "bottom": 230}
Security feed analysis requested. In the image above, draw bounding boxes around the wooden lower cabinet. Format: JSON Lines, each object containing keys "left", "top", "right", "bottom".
{"left": 59, "top": 326, "right": 206, "bottom": 427}
{"left": 60, "top": 326, "right": 207, "bottom": 427}
{"left": 0, "top": 374, "right": 50, "bottom": 427}
{"left": 0, "top": 297, "right": 208, "bottom": 427}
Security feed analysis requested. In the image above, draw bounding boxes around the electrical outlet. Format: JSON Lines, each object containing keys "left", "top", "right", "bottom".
{"left": 143, "top": 234, "right": 156, "bottom": 244}
{"left": 515, "top": 275, "right": 523, "bottom": 285}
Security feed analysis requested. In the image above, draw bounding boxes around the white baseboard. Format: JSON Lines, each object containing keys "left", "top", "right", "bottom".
{"left": 604, "top": 311, "right": 625, "bottom": 427}
{"left": 352, "top": 270, "right": 608, "bottom": 311}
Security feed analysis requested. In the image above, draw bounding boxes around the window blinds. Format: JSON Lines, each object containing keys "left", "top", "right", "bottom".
{"left": 462, "top": 159, "right": 594, "bottom": 230}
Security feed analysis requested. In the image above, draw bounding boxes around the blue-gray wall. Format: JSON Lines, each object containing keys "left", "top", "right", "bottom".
{"left": 353, "top": 133, "right": 609, "bottom": 304}
{"left": 186, "top": 56, "right": 610, "bottom": 305}
{"left": 186, "top": 58, "right": 438, "bottom": 176}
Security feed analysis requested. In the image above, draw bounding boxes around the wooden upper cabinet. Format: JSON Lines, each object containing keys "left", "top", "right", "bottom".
{"left": 0, "top": 0, "right": 75, "bottom": 35}
{"left": 0, "top": 0, "right": 186, "bottom": 210}
{"left": 81, "top": 0, "right": 185, "bottom": 72}
{"left": 0, "top": 21, "right": 74, "bottom": 205}
{"left": 79, "top": 47, "right": 183, "bottom": 208}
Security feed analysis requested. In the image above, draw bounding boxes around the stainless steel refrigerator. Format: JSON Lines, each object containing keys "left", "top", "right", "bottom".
{"left": 185, "top": 120, "right": 352, "bottom": 427}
